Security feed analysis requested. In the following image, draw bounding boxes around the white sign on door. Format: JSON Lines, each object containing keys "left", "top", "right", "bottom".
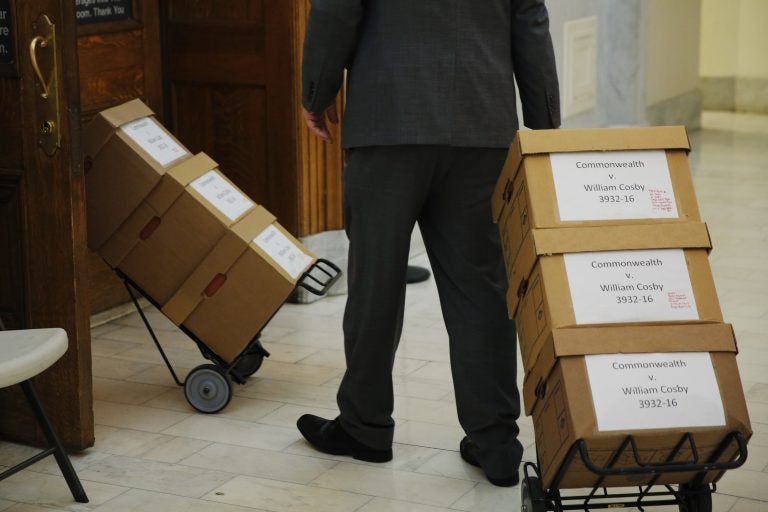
{"left": 550, "top": 150, "right": 678, "bottom": 221}
{"left": 254, "top": 225, "right": 313, "bottom": 280}
{"left": 563, "top": 249, "right": 698, "bottom": 325}
{"left": 190, "top": 171, "right": 254, "bottom": 222}
{"left": 121, "top": 117, "right": 188, "bottom": 167}
{"left": 585, "top": 352, "right": 725, "bottom": 431}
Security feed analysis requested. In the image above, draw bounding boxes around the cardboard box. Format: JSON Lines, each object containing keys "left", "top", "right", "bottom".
{"left": 492, "top": 126, "right": 702, "bottom": 296}
{"left": 511, "top": 223, "right": 721, "bottom": 371}
{"left": 506, "top": 221, "right": 713, "bottom": 319}
{"left": 492, "top": 127, "right": 699, "bottom": 274}
{"left": 84, "top": 99, "right": 191, "bottom": 250}
{"left": 100, "top": 153, "right": 256, "bottom": 305}
{"left": 524, "top": 323, "right": 751, "bottom": 489}
{"left": 162, "top": 206, "right": 316, "bottom": 363}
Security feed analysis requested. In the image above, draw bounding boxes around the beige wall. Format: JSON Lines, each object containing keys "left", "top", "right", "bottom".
{"left": 700, "top": 0, "right": 739, "bottom": 77}
{"left": 701, "top": 0, "right": 768, "bottom": 79}
{"left": 737, "top": 0, "right": 768, "bottom": 78}
{"left": 645, "top": 0, "right": 702, "bottom": 106}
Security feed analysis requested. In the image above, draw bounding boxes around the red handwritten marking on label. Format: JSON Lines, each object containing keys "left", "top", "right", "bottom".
{"left": 667, "top": 291, "right": 692, "bottom": 310}
{"left": 648, "top": 189, "right": 674, "bottom": 213}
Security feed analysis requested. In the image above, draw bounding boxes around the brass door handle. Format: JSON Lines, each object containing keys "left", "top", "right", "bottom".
{"left": 29, "top": 35, "right": 52, "bottom": 99}
{"left": 29, "top": 14, "right": 60, "bottom": 156}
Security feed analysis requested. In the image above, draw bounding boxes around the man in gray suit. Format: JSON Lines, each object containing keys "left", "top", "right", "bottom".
{"left": 297, "top": 0, "right": 560, "bottom": 487}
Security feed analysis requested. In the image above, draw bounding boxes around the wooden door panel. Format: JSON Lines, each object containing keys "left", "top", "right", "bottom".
{"left": 0, "top": 173, "right": 25, "bottom": 330}
{"left": 172, "top": 84, "right": 269, "bottom": 206}
{"left": 78, "top": 30, "right": 145, "bottom": 114}
{"left": 0, "top": 81, "right": 23, "bottom": 168}
{"left": 166, "top": 22, "right": 265, "bottom": 85}
{"left": 169, "top": 0, "right": 264, "bottom": 20}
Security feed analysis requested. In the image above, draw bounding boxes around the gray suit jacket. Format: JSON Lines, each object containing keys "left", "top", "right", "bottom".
{"left": 302, "top": 0, "right": 560, "bottom": 149}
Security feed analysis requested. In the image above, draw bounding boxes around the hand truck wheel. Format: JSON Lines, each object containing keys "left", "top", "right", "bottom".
{"left": 521, "top": 474, "right": 548, "bottom": 512}
{"left": 184, "top": 364, "right": 233, "bottom": 414}
{"left": 233, "top": 349, "right": 265, "bottom": 378}
{"left": 678, "top": 483, "right": 713, "bottom": 512}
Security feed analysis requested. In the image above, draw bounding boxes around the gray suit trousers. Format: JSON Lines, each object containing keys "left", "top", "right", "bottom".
{"left": 338, "top": 145, "right": 522, "bottom": 477}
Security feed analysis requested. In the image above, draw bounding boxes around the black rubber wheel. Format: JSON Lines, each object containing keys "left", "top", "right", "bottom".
{"left": 521, "top": 475, "right": 547, "bottom": 512}
{"left": 184, "top": 364, "right": 233, "bottom": 414}
{"left": 678, "top": 483, "right": 713, "bottom": 512}
{"left": 233, "top": 350, "right": 265, "bottom": 378}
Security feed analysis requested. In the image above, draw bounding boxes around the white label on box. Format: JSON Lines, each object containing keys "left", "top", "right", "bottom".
{"left": 585, "top": 352, "right": 725, "bottom": 431}
{"left": 254, "top": 225, "right": 313, "bottom": 280}
{"left": 563, "top": 249, "right": 698, "bottom": 324}
{"left": 120, "top": 117, "right": 188, "bottom": 167}
{"left": 550, "top": 150, "right": 678, "bottom": 220}
{"left": 190, "top": 170, "right": 254, "bottom": 221}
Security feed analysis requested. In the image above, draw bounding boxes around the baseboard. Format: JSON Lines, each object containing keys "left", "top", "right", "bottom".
{"left": 645, "top": 89, "right": 702, "bottom": 130}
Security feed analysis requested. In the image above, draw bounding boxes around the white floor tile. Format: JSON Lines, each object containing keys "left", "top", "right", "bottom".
{"left": 356, "top": 497, "right": 455, "bottom": 512}
{"left": 91, "top": 489, "right": 258, "bottom": 512}
{"left": 92, "top": 377, "right": 171, "bottom": 406}
{"left": 93, "top": 401, "right": 190, "bottom": 433}
{"left": 0, "top": 470, "right": 128, "bottom": 511}
{"left": 161, "top": 415, "right": 298, "bottom": 451}
{"left": 179, "top": 443, "right": 337, "bottom": 484}
{"left": 203, "top": 475, "right": 371, "bottom": 512}
{"left": 77, "top": 455, "right": 235, "bottom": 498}
{"left": 309, "top": 462, "right": 476, "bottom": 507}
{"left": 393, "top": 421, "right": 465, "bottom": 451}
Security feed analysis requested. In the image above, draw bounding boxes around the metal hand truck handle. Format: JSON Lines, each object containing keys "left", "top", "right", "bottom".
{"left": 298, "top": 258, "right": 342, "bottom": 296}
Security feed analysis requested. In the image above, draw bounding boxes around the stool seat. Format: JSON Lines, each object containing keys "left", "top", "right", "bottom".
{"left": 0, "top": 328, "right": 68, "bottom": 388}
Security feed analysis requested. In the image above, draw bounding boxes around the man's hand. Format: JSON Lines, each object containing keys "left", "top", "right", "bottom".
{"left": 302, "top": 104, "right": 339, "bottom": 143}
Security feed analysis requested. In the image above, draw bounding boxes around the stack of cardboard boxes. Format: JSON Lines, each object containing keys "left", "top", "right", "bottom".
{"left": 492, "top": 127, "right": 751, "bottom": 489}
{"left": 84, "top": 99, "right": 316, "bottom": 363}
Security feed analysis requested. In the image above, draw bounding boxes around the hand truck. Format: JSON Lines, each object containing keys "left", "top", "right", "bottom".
{"left": 116, "top": 259, "right": 341, "bottom": 414}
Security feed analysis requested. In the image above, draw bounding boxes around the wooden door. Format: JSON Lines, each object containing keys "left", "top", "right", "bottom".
{"left": 162, "top": 0, "right": 343, "bottom": 238}
{"left": 0, "top": 0, "right": 93, "bottom": 449}
{"left": 77, "top": 0, "right": 164, "bottom": 313}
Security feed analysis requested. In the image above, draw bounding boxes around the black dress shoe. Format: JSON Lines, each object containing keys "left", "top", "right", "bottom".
{"left": 460, "top": 436, "right": 520, "bottom": 487}
{"left": 297, "top": 414, "right": 393, "bottom": 463}
{"left": 405, "top": 265, "right": 431, "bottom": 284}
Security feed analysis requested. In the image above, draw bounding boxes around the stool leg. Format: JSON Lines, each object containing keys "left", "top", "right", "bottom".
{"left": 20, "top": 380, "right": 89, "bottom": 503}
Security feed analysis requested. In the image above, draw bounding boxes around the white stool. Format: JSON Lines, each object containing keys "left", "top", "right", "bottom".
{"left": 0, "top": 328, "right": 88, "bottom": 503}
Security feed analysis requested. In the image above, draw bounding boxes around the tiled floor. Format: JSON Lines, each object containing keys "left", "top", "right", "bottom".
{"left": 1, "top": 110, "right": 767, "bottom": 511}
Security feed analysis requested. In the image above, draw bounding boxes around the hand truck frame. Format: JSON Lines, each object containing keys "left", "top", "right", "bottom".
{"left": 521, "top": 430, "right": 748, "bottom": 512}
{"left": 115, "top": 258, "right": 342, "bottom": 413}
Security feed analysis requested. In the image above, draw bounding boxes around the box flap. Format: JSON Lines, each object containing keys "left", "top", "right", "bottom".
{"left": 551, "top": 323, "right": 737, "bottom": 357}
{"left": 100, "top": 98, "right": 155, "bottom": 128}
{"left": 517, "top": 126, "right": 690, "bottom": 156}
{"left": 166, "top": 152, "right": 219, "bottom": 187}
{"left": 231, "top": 205, "right": 277, "bottom": 243}
{"left": 144, "top": 153, "right": 220, "bottom": 215}
{"left": 522, "top": 323, "right": 737, "bottom": 415}
{"left": 83, "top": 100, "right": 159, "bottom": 172}
{"left": 531, "top": 222, "right": 711, "bottom": 256}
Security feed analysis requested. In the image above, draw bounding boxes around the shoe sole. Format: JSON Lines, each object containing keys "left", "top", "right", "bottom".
{"left": 352, "top": 449, "right": 393, "bottom": 463}
{"left": 487, "top": 475, "right": 520, "bottom": 487}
